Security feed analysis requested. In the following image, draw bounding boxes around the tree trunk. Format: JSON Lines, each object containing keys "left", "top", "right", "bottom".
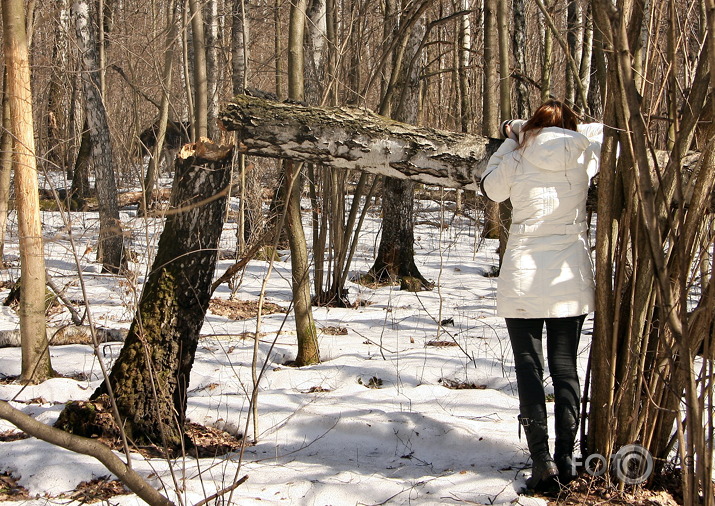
{"left": 45, "top": 0, "right": 71, "bottom": 174}
{"left": 142, "top": 0, "right": 179, "bottom": 214}
{"left": 511, "top": 0, "right": 529, "bottom": 117}
{"left": 566, "top": 0, "right": 583, "bottom": 107}
{"left": 457, "top": 0, "right": 472, "bottom": 133}
{"left": 305, "top": 0, "right": 328, "bottom": 104}
{"left": 370, "top": 7, "right": 429, "bottom": 289}
{"left": 231, "top": 0, "right": 254, "bottom": 252}
{"left": 482, "top": 0, "right": 501, "bottom": 240}
{"left": 204, "top": 0, "right": 220, "bottom": 140}
{"left": 73, "top": 0, "right": 125, "bottom": 273}
{"left": 2, "top": 0, "right": 53, "bottom": 383}
{"left": 540, "top": 0, "right": 553, "bottom": 102}
{"left": 188, "top": 0, "right": 208, "bottom": 140}
{"left": 231, "top": 0, "right": 249, "bottom": 96}
{"left": 286, "top": 0, "right": 320, "bottom": 366}
{"left": 87, "top": 140, "right": 233, "bottom": 449}
{"left": 70, "top": 121, "right": 91, "bottom": 199}
{"left": 274, "top": 0, "right": 284, "bottom": 100}
{"left": 497, "top": 0, "right": 513, "bottom": 263}
{"left": 0, "top": 76, "right": 13, "bottom": 267}
{"left": 219, "top": 95, "right": 502, "bottom": 188}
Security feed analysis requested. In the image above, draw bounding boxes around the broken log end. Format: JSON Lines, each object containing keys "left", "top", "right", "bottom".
{"left": 179, "top": 138, "right": 233, "bottom": 161}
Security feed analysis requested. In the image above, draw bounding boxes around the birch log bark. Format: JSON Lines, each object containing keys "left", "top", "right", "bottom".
{"left": 219, "top": 95, "right": 502, "bottom": 187}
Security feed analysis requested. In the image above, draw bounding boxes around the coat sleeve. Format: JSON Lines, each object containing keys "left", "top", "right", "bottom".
{"left": 479, "top": 138, "right": 518, "bottom": 203}
{"left": 578, "top": 123, "right": 604, "bottom": 179}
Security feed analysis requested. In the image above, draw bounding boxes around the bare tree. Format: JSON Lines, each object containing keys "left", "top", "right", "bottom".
{"left": 142, "top": 0, "right": 180, "bottom": 213}
{"left": 0, "top": 76, "right": 12, "bottom": 266}
{"left": 204, "top": 0, "right": 220, "bottom": 139}
{"left": 2, "top": 0, "right": 53, "bottom": 383}
{"left": 457, "top": 0, "right": 472, "bottom": 133}
{"left": 73, "top": 0, "right": 125, "bottom": 273}
{"left": 511, "top": 0, "right": 529, "bottom": 117}
{"left": 188, "top": 0, "right": 208, "bottom": 140}
{"left": 45, "top": 0, "right": 72, "bottom": 175}
{"left": 367, "top": 1, "right": 432, "bottom": 290}
{"left": 286, "top": 0, "right": 320, "bottom": 365}
{"left": 482, "top": 0, "right": 501, "bottom": 241}
{"left": 586, "top": 1, "right": 715, "bottom": 502}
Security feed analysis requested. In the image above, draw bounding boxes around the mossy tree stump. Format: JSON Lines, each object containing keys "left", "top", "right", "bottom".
{"left": 60, "top": 140, "right": 233, "bottom": 450}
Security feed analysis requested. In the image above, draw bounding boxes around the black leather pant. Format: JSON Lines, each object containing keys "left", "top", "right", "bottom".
{"left": 505, "top": 315, "right": 586, "bottom": 412}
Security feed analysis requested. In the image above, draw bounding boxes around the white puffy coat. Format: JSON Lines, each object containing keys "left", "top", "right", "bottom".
{"left": 480, "top": 125, "right": 602, "bottom": 318}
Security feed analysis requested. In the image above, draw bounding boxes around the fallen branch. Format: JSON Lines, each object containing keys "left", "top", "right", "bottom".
{"left": 0, "top": 400, "right": 174, "bottom": 506}
{"left": 46, "top": 273, "right": 83, "bottom": 326}
{"left": 0, "top": 325, "right": 126, "bottom": 348}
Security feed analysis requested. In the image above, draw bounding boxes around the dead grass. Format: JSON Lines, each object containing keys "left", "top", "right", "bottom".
{"left": 209, "top": 298, "right": 287, "bottom": 320}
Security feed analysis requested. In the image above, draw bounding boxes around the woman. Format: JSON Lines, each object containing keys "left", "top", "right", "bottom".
{"left": 479, "top": 100, "right": 601, "bottom": 490}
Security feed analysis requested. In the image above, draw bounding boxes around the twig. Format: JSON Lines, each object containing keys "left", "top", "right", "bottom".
{"left": 193, "top": 475, "right": 248, "bottom": 506}
{"left": 109, "top": 64, "right": 162, "bottom": 110}
{"left": 210, "top": 228, "right": 274, "bottom": 293}
{"left": 46, "top": 272, "right": 83, "bottom": 326}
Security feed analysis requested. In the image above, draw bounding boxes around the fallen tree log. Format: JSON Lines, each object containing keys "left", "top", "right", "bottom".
{"left": 0, "top": 325, "right": 126, "bottom": 347}
{"left": 220, "top": 96, "right": 714, "bottom": 211}
{"left": 219, "top": 95, "right": 502, "bottom": 191}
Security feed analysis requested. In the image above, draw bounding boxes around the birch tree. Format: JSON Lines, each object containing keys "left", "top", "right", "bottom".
{"left": 73, "top": 0, "right": 125, "bottom": 273}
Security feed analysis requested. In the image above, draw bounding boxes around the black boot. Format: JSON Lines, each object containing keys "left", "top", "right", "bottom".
{"left": 519, "top": 405, "right": 558, "bottom": 491}
{"left": 554, "top": 403, "right": 579, "bottom": 484}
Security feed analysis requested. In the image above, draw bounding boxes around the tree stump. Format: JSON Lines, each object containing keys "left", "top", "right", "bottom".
{"left": 60, "top": 139, "right": 233, "bottom": 450}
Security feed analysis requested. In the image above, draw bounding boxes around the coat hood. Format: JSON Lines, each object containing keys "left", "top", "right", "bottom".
{"left": 518, "top": 127, "right": 590, "bottom": 171}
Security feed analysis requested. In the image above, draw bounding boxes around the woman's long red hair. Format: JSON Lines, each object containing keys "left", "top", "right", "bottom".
{"left": 520, "top": 99, "right": 579, "bottom": 145}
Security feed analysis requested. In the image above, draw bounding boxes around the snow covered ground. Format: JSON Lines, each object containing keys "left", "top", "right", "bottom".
{"left": 0, "top": 197, "right": 593, "bottom": 505}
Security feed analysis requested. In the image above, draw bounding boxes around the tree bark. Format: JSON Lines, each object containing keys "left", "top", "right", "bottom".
{"left": 286, "top": 0, "right": 320, "bottom": 366}
{"left": 73, "top": 0, "right": 125, "bottom": 273}
{"left": 219, "top": 95, "right": 502, "bottom": 189}
{"left": 511, "top": 0, "right": 529, "bottom": 117}
{"left": 566, "top": 0, "right": 583, "bottom": 107}
{"left": 188, "top": 0, "right": 208, "bottom": 140}
{"left": 540, "top": 0, "right": 554, "bottom": 102}
{"left": 2, "top": 0, "right": 53, "bottom": 383}
{"left": 87, "top": 140, "right": 233, "bottom": 448}
{"left": 370, "top": 7, "right": 428, "bottom": 288}
{"left": 482, "top": 0, "right": 501, "bottom": 240}
{"left": 45, "top": 0, "right": 71, "bottom": 174}
{"left": 457, "top": 0, "right": 472, "bottom": 133}
{"left": 204, "top": 0, "right": 220, "bottom": 140}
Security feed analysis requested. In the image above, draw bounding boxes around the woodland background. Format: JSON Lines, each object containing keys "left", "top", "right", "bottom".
{"left": 0, "top": 0, "right": 714, "bottom": 504}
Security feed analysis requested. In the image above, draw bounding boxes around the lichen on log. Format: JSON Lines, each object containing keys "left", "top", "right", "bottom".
{"left": 219, "top": 95, "right": 502, "bottom": 191}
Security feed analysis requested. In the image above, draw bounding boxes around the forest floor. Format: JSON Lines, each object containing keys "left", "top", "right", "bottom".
{"left": 0, "top": 189, "right": 685, "bottom": 505}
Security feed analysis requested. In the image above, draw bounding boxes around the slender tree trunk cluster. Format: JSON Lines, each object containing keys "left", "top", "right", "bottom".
{"left": 587, "top": 1, "right": 715, "bottom": 502}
